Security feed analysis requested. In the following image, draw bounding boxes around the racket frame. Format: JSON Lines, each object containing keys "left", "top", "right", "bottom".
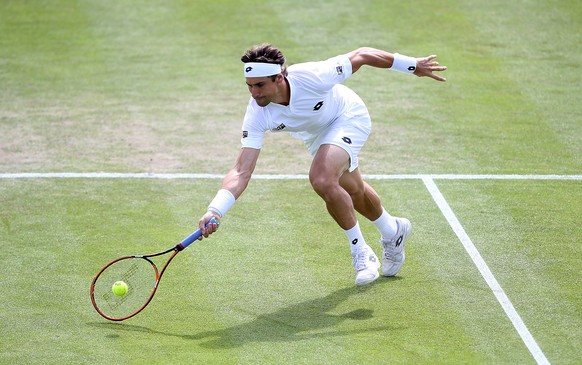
{"left": 90, "top": 218, "right": 216, "bottom": 321}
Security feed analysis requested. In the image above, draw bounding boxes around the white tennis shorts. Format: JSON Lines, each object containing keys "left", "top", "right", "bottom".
{"left": 302, "top": 101, "right": 371, "bottom": 172}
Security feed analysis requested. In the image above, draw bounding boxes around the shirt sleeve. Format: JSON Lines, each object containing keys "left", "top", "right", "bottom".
{"left": 289, "top": 54, "right": 353, "bottom": 92}
{"left": 323, "top": 54, "right": 353, "bottom": 85}
{"left": 240, "top": 99, "right": 266, "bottom": 149}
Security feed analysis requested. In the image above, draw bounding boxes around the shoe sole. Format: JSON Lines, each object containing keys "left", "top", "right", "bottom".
{"left": 355, "top": 270, "right": 380, "bottom": 286}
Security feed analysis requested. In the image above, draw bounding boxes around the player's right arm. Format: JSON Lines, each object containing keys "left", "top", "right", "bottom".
{"left": 198, "top": 147, "right": 260, "bottom": 236}
{"left": 221, "top": 147, "right": 260, "bottom": 199}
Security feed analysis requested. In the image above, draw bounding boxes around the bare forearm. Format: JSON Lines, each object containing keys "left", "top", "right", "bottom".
{"left": 201, "top": 149, "right": 258, "bottom": 226}
{"left": 347, "top": 47, "right": 394, "bottom": 73}
{"left": 220, "top": 147, "right": 260, "bottom": 199}
{"left": 347, "top": 47, "right": 447, "bottom": 81}
{"left": 221, "top": 168, "right": 252, "bottom": 199}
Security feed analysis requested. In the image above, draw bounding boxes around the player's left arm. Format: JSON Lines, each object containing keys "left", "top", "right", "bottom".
{"left": 346, "top": 47, "right": 447, "bottom": 82}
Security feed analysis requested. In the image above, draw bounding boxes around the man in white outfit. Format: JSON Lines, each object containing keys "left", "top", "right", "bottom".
{"left": 198, "top": 44, "right": 446, "bottom": 286}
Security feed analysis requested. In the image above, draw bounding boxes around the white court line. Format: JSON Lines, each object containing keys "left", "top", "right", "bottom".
{"left": 0, "top": 172, "right": 581, "bottom": 180}
{"left": 422, "top": 176, "right": 550, "bottom": 365}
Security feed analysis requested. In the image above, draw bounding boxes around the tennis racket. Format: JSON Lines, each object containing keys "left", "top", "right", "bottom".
{"left": 90, "top": 218, "right": 217, "bottom": 321}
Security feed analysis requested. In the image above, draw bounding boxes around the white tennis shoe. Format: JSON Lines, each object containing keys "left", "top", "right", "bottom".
{"left": 352, "top": 245, "right": 380, "bottom": 286}
{"left": 380, "top": 217, "right": 411, "bottom": 276}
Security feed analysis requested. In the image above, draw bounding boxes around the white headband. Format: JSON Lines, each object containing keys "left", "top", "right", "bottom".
{"left": 243, "top": 62, "right": 282, "bottom": 77}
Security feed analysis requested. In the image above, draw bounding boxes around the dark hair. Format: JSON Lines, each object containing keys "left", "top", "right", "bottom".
{"left": 241, "top": 43, "right": 288, "bottom": 77}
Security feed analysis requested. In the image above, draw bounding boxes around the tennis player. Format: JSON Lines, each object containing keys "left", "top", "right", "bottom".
{"left": 199, "top": 44, "right": 447, "bottom": 286}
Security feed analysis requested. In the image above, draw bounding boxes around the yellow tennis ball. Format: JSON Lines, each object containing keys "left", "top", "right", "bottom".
{"left": 112, "top": 281, "right": 128, "bottom": 296}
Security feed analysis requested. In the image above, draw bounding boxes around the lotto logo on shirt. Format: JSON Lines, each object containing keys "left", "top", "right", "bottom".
{"left": 336, "top": 65, "right": 343, "bottom": 75}
{"left": 242, "top": 131, "right": 248, "bottom": 138}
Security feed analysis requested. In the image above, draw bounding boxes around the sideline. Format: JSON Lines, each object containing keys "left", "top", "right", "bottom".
{"left": 423, "top": 177, "right": 550, "bottom": 365}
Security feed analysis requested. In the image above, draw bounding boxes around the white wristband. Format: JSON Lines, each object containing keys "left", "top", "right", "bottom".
{"left": 389, "top": 53, "right": 417, "bottom": 74}
{"left": 208, "top": 189, "right": 236, "bottom": 217}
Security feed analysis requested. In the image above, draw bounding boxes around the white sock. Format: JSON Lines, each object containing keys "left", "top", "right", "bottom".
{"left": 344, "top": 222, "right": 366, "bottom": 256}
{"left": 372, "top": 209, "right": 398, "bottom": 239}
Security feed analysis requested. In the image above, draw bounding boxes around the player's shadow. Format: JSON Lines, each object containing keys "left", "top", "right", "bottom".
{"left": 89, "top": 278, "right": 404, "bottom": 349}
{"left": 187, "top": 282, "right": 406, "bottom": 349}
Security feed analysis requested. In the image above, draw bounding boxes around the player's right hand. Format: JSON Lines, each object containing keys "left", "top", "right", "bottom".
{"left": 198, "top": 211, "right": 220, "bottom": 239}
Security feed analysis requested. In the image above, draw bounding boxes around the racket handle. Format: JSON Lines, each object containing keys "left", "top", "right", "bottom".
{"left": 176, "top": 217, "right": 218, "bottom": 251}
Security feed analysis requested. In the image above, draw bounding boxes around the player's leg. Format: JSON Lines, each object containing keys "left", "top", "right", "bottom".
{"left": 339, "top": 169, "right": 411, "bottom": 276}
{"left": 309, "top": 144, "right": 354, "bottom": 230}
{"left": 309, "top": 144, "right": 379, "bottom": 286}
{"left": 338, "top": 168, "right": 383, "bottom": 221}
{"left": 339, "top": 170, "right": 400, "bottom": 242}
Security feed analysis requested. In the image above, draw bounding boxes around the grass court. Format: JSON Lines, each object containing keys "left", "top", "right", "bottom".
{"left": 0, "top": 1, "right": 580, "bottom": 364}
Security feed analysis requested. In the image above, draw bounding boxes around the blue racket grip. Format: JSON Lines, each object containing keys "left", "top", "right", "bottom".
{"left": 176, "top": 217, "right": 218, "bottom": 251}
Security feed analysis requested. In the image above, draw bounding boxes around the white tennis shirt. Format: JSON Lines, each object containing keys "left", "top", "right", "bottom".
{"left": 240, "top": 54, "right": 358, "bottom": 149}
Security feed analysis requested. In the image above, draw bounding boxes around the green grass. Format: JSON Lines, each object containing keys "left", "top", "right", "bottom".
{"left": 4, "top": 178, "right": 579, "bottom": 364}
{"left": 1, "top": 0, "right": 581, "bottom": 364}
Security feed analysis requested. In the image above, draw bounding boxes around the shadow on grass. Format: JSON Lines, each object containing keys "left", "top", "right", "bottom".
{"left": 88, "top": 277, "right": 404, "bottom": 349}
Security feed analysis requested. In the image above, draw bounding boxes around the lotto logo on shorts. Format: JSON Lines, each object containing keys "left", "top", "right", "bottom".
{"left": 342, "top": 136, "right": 352, "bottom": 144}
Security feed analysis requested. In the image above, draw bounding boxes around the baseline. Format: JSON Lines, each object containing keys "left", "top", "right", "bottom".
{"left": 0, "top": 172, "right": 581, "bottom": 180}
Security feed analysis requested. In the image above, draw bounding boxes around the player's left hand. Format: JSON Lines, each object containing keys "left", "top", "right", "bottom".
{"left": 414, "top": 55, "right": 447, "bottom": 82}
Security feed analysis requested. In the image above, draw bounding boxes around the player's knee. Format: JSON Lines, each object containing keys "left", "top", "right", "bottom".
{"left": 309, "top": 173, "right": 335, "bottom": 197}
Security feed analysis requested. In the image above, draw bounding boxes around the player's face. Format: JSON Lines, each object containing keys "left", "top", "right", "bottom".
{"left": 245, "top": 76, "right": 278, "bottom": 107}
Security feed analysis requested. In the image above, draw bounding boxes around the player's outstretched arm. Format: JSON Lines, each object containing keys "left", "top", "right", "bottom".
{"left": 346, "top": 47, "right": 446, "bottom": 81}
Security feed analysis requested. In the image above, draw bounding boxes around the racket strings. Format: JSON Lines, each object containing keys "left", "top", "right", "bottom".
{"left": 92, "top": 257, "right": 157, "bottom": 320}
{"left": 99, "top": 261, "right": 141, "bottom": 310}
